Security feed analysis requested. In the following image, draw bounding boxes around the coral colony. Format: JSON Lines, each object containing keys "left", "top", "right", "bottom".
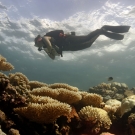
{"left": 0, "top": 54, "right": 135, "bottom": 135}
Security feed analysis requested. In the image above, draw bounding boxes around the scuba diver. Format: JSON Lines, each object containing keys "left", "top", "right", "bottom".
{"left": 34, "top": 25, "right": 130, "bottom": 60}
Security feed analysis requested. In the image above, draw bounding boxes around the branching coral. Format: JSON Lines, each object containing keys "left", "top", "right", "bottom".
{"left": 14, "top": 102, "right": 71, "bottom": 124}
{"left": 78, "top": 106, "right": 112, "bottom": 134}
{"left": 0, "top": 73, "right": 27, "bottom": 109}
{"left": 80, "top": 92, "right": 103, "bottom": 107}
{"left": 0, "top": 55, "right": 14, "bottom": 71}
{"left": 8, "top": 72, "right": 30, "bottom": 96}
{"left": 48, "top": 83, "right": 79, "bottom": 92}
{"left": 29, "top": 81, "right": 48, "bottom": 90}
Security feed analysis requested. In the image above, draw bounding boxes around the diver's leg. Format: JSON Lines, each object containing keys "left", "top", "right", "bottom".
{"left": 102, "top": 25, "right": 130, "bottom": 33}
{"left": 65, "top": 29, "right": 101, "bottom": 44}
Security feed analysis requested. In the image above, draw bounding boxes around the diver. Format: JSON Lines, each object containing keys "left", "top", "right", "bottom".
{"left": 34, "top": 25, "right": 130, "bottom": 60}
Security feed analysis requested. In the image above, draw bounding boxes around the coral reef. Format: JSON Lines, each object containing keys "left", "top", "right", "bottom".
{"left": 103, "top": 99, "right": 121, "bottom": 116}
{"left": 88, "top": 82, "right": 131, "bottom": 102}
{"left": 128, "top": 113, "right": 135, "bottom": 135}
{"left": 120, "top": 95, "right": 135, "bottom": 116}
{"left": 78, "top": 106, "right": 112, "bottom": 134}
{"left": 29, "top": 81, "right": 48, "bottom": 90}
{"left": 0, "top": 55, "right": 14, "bottom": 71}
{"left": 31, "top": 87, "right": 82, "bottom": 104}
{"left": 48, "top": 83, "right": 79, "bottom": 92}
{"left": 80, "top": 92, "right": 103, "bottom": 107}
{"left": 14, "top": 102, "right": 71, "bottom": 124}
{"left": 1, "top": 55, "right": 135, "bottom": 135}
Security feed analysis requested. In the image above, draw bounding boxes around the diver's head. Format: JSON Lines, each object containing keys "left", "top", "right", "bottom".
{"left": 34, "top": 35, "right": 43, "bottom": 47}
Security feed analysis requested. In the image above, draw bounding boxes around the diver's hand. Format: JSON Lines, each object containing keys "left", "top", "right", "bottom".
{"left": 38, "top": 48, "right": 42, "bottom": 51}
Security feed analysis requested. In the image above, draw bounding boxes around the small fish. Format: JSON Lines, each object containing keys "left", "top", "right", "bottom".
{"left": 108, "top": 77, "right": 113, "bottom": 81}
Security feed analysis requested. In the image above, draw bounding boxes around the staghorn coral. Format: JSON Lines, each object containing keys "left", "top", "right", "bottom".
{"left": 31, "top": 87, "right": 82, "bottom": 104}
{"left": 80, "top": 92, "right": 103, "bottom": 107}
{"left": 78, "top": 106, "right": 112, "bottom": 134}
{"left": 48, "top": 83, "right": 79, "bottom": 92}
{"left": 29, "top": 81, "right": 48, "bottom": 90}
{"left": 14, "top": 102, "right": 71, "bottom": 124}
{"left": 0, "top": 55, "right": 14, "bottom": 71}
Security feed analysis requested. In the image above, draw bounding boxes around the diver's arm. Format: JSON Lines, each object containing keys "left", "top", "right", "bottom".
{"left": 42, "top": 36, "right": 53, "bottom": 52}
{"left": 42, "top": 36, "right": 57, "bottom": 60}
{"left": 44, "top": 48, "right": 55, "bottom": 60}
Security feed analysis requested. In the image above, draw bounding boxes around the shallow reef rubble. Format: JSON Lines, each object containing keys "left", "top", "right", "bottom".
{"left": 0, "top": 55, "right": 135, "bottom": 135}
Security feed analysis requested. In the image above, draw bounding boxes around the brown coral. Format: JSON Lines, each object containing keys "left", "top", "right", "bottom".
{"left": 128, "top": 113, "right": 135, "bottom": 135}
{"left": 57, "top": 88, "right": 82, "bottom": 104}
{"left": 78, "top": 106, "right": 112, "bottom": 134}
{"left": 29, "top": 95, "right": 60, "bottom": 104}
{"left": 80, "top": 92, "right": 103, "bottom": 107}
{"left": 31, "top": 87, "right": 82, "bottom": 104}
{"left": 30, "top": 86, "right": 59, "bottom": 99}
{"left": 14, "top": 102, "right": 71, "bottom": 124}
{"left": 9, "top": 128, "right": 20, "bottom": 135}
{"left": 8, "top": 72, "right": 30, "bottom": 96}
{"left": 0, "top": 55, "right": 14, "bottom": 71}
{"left": 48, "top": 83, "right": 79, "bottom": 92}
{"left": 29, "top": 81, "right": 48, "bottom": 90}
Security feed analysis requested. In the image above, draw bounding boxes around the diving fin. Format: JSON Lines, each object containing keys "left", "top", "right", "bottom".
{"left": 102, "top": 25, "right": 130, "bottom": 33}
{"left": 103, "top": 30, "right": 124, "bottom": 40}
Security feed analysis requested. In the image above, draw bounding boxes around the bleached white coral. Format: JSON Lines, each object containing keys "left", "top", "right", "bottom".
{"left": 120, "top": 95, "right": 135, "bottom": 116}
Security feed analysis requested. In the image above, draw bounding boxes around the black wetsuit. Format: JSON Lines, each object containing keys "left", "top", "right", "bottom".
{"left": 45, "top": 25, "right": 130, "bottom": 52}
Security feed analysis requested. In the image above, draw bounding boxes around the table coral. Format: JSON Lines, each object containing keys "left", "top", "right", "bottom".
{"left": 80, "top": 92, "right": 103, "bottom": 107}
{"left": 29, "top": 81, "right": 48, "bottom": 90}
{"left": 48, "top": 83, "right": 79, "bottom": 92}
{"left": 29, "top": 95, "right": 60, "bottom": 104}
{"left": 78, "top": 106, "right": 112, "bottom": 134}
{"left": 31, "top": 87, "right": 82, "bottom": 104}
{"left": 14, "top": 102, "right": 71, "bottom": 124}
{"left": 0, "top": 55, "right": 14, "bottom": 71}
